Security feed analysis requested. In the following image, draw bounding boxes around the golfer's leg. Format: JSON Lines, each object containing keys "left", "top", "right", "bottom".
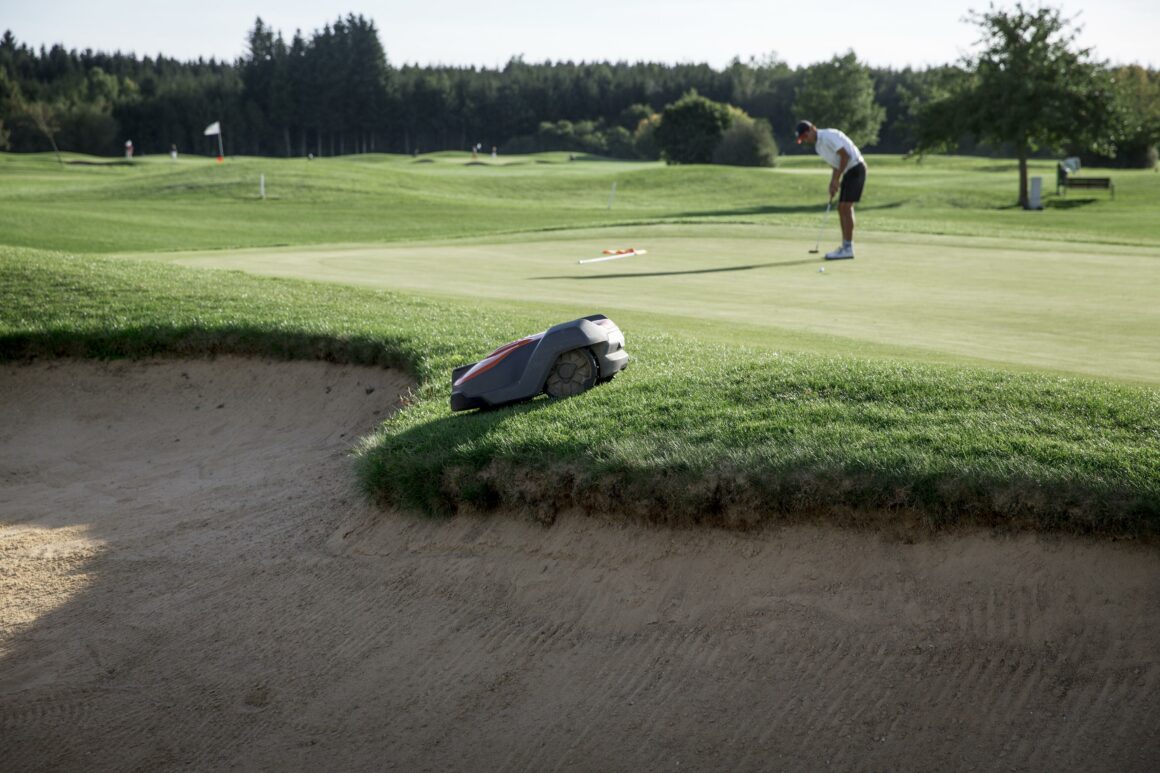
{"left": 839, "top": 203, "right": 855, "bottom": 243}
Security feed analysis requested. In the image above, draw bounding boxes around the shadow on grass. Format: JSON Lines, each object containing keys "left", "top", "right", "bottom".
{"left": 565, "top": 153, "right": 623, "bottom": 163}
{"left": 997, "top": 198, "right": 1102, "bottom": 211}
{"left": 530, "top": 258, "right": 820, "bottom": 281}
{"left": 358, "top": 397, "right": 569, "bottom": 517}
{"left": 0, "top": 326, "right": 417, "bottom": 371}
{"left": 1046, "top": 198, "right": 1100, "bottom": 209}
{"left": 66, "top": 159, "right": 135, "bottom": 167}
{"left": 971, "top": 163, "right": 1023, "bottom": 173}
{"left": 671, "top": 201, "right": 905, "bottom": 218}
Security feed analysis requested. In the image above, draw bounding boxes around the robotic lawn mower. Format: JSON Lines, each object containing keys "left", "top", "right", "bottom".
{"left": 450, "top": 314, "right": 629, "bottom": 412}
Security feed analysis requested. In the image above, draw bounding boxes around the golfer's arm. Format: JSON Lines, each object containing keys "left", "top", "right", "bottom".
{"left": 834, "top": 148, "right": 850, "bottom": 180}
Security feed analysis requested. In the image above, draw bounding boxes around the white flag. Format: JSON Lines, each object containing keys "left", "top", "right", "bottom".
{"left": 203, "top": 121, "right": 221, "bottom": 136}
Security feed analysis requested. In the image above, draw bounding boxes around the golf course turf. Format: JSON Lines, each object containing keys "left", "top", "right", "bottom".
{"left": 1, "top": 150, "right": 1158, "bottom": 537}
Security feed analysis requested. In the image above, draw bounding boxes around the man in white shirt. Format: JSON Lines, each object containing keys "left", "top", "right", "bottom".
{"left": 796, "top": 120, "right": 866, "bottom": 260}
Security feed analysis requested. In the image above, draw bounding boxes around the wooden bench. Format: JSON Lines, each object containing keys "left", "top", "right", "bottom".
{"left": 1057, "top": 165, "right": 1115, "bottom": 198}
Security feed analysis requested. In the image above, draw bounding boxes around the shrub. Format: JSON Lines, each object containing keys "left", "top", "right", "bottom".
{"left": 632, "top": 113, "right": 662, "bottom": 160}
{"left": 654, "top": 90, "right": 733, "bottom": 164}
{"left": 713, "top": 114, "right": 778, "bottom": 167}
{"left": 503, "top": 119, "right": 644, "bottom": 159}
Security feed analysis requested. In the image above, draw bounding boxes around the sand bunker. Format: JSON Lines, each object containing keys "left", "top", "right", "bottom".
{"left": 1, "top": 358, "right": 1158, "bottom": 771}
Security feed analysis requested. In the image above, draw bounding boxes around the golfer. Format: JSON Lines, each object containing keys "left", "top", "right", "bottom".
{"left": 796, "top": 120, "right": 865, "bottom": 260}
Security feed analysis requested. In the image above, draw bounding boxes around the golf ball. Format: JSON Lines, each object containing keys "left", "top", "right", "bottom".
{"left": 818, "top": 267, "right": 825, "bottom": 273}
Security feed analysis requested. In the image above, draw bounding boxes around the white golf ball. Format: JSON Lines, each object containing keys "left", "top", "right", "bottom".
{"left": 818, "top": 267, "right": 825, "bottom": 273}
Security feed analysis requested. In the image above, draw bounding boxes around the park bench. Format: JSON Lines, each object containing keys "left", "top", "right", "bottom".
{"left": 1057, "top": 164, "right": 1115, "bottom": 198}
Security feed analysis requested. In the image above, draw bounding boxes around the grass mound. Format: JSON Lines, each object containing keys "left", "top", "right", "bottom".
{"left": 358, "top": 336, "right": 1160, "bottom": 536}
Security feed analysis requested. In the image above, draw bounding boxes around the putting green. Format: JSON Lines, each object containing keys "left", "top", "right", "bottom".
{"left": 126, "top": 223, "right": 1160, "bottom": 384}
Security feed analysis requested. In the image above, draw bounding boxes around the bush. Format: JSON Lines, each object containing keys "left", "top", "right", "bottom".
{"left": 632, "top": 113, "right": 662, "bottom": 161}
{"left": 503, "top": 119, "right": 644, "bottom": 159}
{"left": 654, "top": 90, "right": 733, "bottom": 164}
{"left": 618, "top": 103, "right": 654, "bottom": 131}
{"left": 602, "top": 126, "right": 637, "bottom": 159}
{"left": 655, "top": 91, "right": 778, "bottom": 167}
{"left": 713, "top": 115, "right": 778, "bottom": 167}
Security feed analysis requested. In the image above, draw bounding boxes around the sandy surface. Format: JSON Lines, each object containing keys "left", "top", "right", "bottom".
{"left": 2, "top": 357, "right": 1158, "bottom": 771}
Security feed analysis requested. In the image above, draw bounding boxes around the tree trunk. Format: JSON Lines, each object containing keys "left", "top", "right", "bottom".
{"left": 1018, "top": 151, "right": 1029, "bottom": 209}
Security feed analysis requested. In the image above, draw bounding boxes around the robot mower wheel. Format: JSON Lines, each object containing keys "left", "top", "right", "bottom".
{"left": 544, "top": 348, "right": 599, "bottom": 398}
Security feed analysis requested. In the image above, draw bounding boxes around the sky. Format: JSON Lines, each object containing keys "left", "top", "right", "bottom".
{"left": 2, "top": 0, "right": 1156, "bottom": 70}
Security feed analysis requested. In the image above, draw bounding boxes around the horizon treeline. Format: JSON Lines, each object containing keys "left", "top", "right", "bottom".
{"left": 1, "top": 16, "right": 1157, "bottom": 165}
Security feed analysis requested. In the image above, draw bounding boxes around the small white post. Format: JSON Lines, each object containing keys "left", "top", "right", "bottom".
{"left": 260, "top": 174, "right": 266, "bottom": 200}
{"left": 1028, "top": 176, "right": 1042, "bottom": 210}
{"left": 607, "top": 181, "right": 617, "bottom": 210}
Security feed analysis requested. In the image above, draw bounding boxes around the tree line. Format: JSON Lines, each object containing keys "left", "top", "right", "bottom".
{"left": 1, "top": 9, "right": 1157, "bottom": 170}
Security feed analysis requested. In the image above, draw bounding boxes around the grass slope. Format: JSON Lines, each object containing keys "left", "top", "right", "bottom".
{"left": 3, "top": 248, "right": 1158, "bottom": 537}
{"left": 3, "top": 152, "right": 1158, "bottom": 254}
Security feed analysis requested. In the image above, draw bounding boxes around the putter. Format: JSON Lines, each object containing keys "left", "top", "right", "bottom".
{"left": 808, "top": 198, "right": 833, "bottom": 254}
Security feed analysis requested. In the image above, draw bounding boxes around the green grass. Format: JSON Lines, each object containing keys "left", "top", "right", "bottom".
{"left": 2, "top": 152, "right": 1159, "bottom": 538}
{"left": 3, "top": 151, "right": 1158, "bottom": 254}
{"left": 128, "top": 225, "right": 1160, "bottom": 384}
{"left": 361, "top": 335, "right": 1160, "bottom": 535}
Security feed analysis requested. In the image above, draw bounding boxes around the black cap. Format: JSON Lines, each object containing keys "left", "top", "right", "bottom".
{"left": 795, "top": 120, "right": 812, "bottom": 138}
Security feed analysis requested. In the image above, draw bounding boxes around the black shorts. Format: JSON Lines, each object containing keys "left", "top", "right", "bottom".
{"left": 839, "top": 162, "right": 866, "bottom": 203}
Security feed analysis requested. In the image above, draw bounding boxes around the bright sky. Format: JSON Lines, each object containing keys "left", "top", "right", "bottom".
{"left": 2, "top": 0, "right": 1156, "bottom": 70}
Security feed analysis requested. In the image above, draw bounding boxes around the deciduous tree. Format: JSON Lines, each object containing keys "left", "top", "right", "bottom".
{"left": 792, "top": 52, "right": 884, "bottom": 148}
{"left": 913, "top": 3, "right": 1122, "bottom": 208}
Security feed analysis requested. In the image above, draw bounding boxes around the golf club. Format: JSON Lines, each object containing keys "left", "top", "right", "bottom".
{"left": 808, "top": 198, "right": 833, "bottom": 254}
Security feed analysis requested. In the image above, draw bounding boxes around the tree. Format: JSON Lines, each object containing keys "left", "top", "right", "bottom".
{"left": 654, "top": 90, "right": 733, "bottom": 164}
{"left": 24, "top": 99, "right": 63, "bottom": 163}
{"left": 331, "top": 14, "right": 390, "bottom": 153}
{"left": 884, "top": 66, "right": 973, "bottom": 154}
{"left": 0, "top": 66, "right": 17, "bottom": 149}
{"left": 792, "top": 52, "right": 884, "bottom": 148}
{"left": 240, "top": 18, "right": 277, "bottom": 154}
{"left": 913, "top": 3, "right": 1122, "bottom": 208}
{"left": 1102, "top": 65, "right": 1160, "bottom": 168}
{"left": 632, "top": 111, "right": 662, "bottom": 161}
{"left": 0, "top": 18, "right": 1145, "bottom": 163}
